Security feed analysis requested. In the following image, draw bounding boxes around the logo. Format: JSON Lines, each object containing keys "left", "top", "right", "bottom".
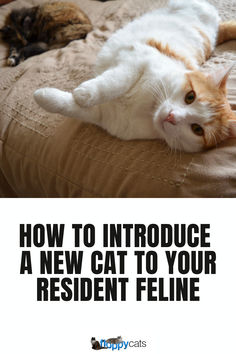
{"left": 91, "top": 336, "right": 147, "bottom": 350}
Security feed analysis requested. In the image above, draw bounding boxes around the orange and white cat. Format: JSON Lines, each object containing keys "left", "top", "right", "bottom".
{"left": 34, "top": 0, "right": 236, "bottom": 152}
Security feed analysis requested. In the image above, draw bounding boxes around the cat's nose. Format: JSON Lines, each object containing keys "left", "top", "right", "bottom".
{"left": 164, "top": 112, "right": 176, "bottom": 125}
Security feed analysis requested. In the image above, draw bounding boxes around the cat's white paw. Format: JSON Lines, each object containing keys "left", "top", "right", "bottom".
{"left": 34, "top": 88, "right": 62, "bottom": 113}
{"left": 7, "top": 57, "right": 16, "bottom": 67}
{"left": 73, "top": 83, "right": 99, "bottom": 107}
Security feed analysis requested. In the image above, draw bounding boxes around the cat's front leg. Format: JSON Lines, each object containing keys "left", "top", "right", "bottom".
{"left": 73, "top": 79, "right": 101, "bottom": 108}
{"left": 7, "top": 43, "right": 48, "bottom": 66}
{"left": 34, "top": 87, "right": 100, "bottom": 123}
{"left": 21, "top": 42, "right": 49, "bottom": 61}
{"left": 73, "top": 64, "right": 140, "bottom": 107}
{"left": 7, "top": 46, "right": 21, "bottom": 66}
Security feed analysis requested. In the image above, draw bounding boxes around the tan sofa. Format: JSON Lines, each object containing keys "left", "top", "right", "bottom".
{"left": 0, "top": 0, "right": 236, "bottom": 197}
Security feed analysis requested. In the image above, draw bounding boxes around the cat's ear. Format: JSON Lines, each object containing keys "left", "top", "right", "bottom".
{"left": 228, "top": 119, "right": 236, "bottom": 138}
{"left": 208, "top": 63, "right": 234, "bottom": 91}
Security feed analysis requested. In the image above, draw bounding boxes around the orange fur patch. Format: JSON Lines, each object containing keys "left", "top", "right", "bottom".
{"left": 195, "top": 28, "right": 212, "bottom": 60}
{"left": 40, "top": 2, "right": 92, "bottom": 26}
{"left": 195, "top": 50, "right": 205, "bottom": 66}
{"left": 218, "top": 21, "right": 236, "bottom": 44}
{"left": 147, "top": 39, "right": 194, "bottom": 70}
{"left": 185, "top": 71, "right": 235, "bottom": 147}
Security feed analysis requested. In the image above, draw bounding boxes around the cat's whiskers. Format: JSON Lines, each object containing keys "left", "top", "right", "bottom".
{"left": 168, "top": 138, "right": 177, "bottom": 157}
{"left": 148, "top": 81, "right": 166, "bottom": 101}
{"left": 145, "top": 82, "right": 165, "bottom": 107}
{"left": 216, "top": 128, "right": 227, "bottom": 145}
{"left": 207, "top": 129, "right": 219, "bottom": 148}
{"left": 150, "top": 77, "right": 169, "bottom": 100}
{"left": 211, "top": 131, "right": 218, "bottom": 147}
{"left": 158, "top": 78, "right": 169, "bottom": 101}
{"left": 173, "top": 139, "right": 179, "bottom": 158}
{"left": 221, "top": 125, "right": 229, "bottom": 137}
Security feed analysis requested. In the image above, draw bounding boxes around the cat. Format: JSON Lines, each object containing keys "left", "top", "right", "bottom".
{"left": 106, "top": 336, "right": 123, "bottom": 344}
{"left": 34, "top": 0, "right": 236, "bottom": 152}
{"left": 0, "top": 1, "right": 92, "bottom": 66}
{"left": 91, "top": 337, "right": 107, "bottom": 350}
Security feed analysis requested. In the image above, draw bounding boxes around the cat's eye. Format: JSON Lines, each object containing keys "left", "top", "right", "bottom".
{"left": 185, "top": 90, "right": 196, "bottom": 104}
{"left": 191, "top": 123, "right": 204, "bottom": 136}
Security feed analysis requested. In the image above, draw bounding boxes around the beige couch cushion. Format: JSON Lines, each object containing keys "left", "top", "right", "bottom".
{"left": 0, "top": 0, "right": 236, "bottom": 197}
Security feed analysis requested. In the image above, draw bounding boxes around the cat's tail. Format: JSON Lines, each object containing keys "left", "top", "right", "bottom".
{"left": 34, "top": 88, "right": 100, "bottom": 123}
{"left": 217, "top": 21, "right": 236, "bottom": 44}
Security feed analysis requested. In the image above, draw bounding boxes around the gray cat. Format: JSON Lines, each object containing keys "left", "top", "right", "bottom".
{"left": 91, "top": 337, "right": 107, "bottom": 350}
{"left": 106, "top": 336, "right": 123, "bottom": 344}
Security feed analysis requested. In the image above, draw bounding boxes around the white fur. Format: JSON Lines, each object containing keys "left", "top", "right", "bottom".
{"left": 34, "top": 0, "right": 221, "bottom": 152}
{"left": 7, "top": 57, "right": 16, "bottom": 66}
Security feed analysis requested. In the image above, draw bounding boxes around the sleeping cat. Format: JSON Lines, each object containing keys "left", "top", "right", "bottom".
{"left": 34, "top": 0, "right": 236, "bottom": 152}
{"left": 0, "top": 1, "right": 92, "bottom": 66}
{"left": 106, "top": 336, "right": 123, "bottom": 344}
{"left": 91, "top": 336, "right": 122, "bottom": 349}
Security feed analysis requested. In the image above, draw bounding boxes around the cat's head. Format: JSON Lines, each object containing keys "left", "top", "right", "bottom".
{"left": 0, "top": 7, "right": 37, "bottom": 46}
{"left": 91, "top": 337, "right": 96, "bottom": 343}
{"left": 153, "top": 65, "right": 236, "bottom": 152}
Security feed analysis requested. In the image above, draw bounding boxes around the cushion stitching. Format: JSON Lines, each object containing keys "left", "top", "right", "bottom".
{"left": 3, "top": 143, "right": 105, "bottom": 197}
{"left": 73, "top": 138, "right": 188, "bottom": 172}
{"left": 72, "top": 146, "right": 188, "bottom": 187}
